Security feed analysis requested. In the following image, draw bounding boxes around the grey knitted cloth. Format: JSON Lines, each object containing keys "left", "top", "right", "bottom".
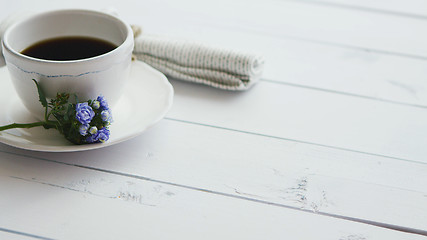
{"left": 132, "top": 29, "right": 265, "bottom": 90}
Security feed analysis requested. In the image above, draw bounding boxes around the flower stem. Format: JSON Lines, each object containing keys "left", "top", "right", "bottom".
{"left": 0, "top": 121, "right": 55, "bottom": 131}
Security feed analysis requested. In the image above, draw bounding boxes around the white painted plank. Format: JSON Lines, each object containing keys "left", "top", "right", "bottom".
{"left": 296, "top": 0, "right": 427, "bottom": 17}
{"left": 166, "top": 79, "right": 427, "bottom": 163}
{"left": 0, "top": 154, "right": 425, "bottom": 240}
{"left": 3, "top": 119, "right": 426, "bottom": 232}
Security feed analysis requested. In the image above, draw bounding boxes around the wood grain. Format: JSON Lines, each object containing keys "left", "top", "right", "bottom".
{"left": 0, "top": 152, "right": 426, "bottom": 239}
{"left": 2, "top": 119, "right": 426, "bottom": 233}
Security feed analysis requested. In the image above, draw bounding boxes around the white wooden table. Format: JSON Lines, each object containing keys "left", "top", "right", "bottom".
{"left": 1, "top": 0, "right": 427, "bottom": 239}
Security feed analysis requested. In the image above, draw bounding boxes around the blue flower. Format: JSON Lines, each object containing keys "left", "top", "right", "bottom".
{"left": 75, "top": 102, "right": 95, "bottom": 125}
{"left": 101, "top": 110, "right": 112, "bottom": 122}
{"left": 86, "top": 127, "right": 110, "bottom": 143}
{"left": 79, "top": 124, "right": 90, "bottom": 136}
{"left": 97, "top": 95, "right": 109, "bottom": 110}
{"left": 97, "top": 127, "right": 110, "bottom": 143}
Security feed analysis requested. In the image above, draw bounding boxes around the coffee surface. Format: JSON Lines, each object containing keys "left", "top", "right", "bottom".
{"left": 21, "top": 36, "right": 117, "bottom": 61}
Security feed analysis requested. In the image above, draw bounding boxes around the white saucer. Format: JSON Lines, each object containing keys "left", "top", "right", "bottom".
{"left": 0, "top": 61, "right": 174, "bottom": 152}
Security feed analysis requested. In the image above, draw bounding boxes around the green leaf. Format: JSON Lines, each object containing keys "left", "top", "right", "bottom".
{"left": 32, "top": 79, "right": 47, "bottom": 108}
{"left": 63, "top": 103, "right": 74, "bottom": 121}
{"left": 73, "top": 94, "right": 79, "bottom": 104}
{"left": 63, "top": 108, "right": 69, "bottom": 121}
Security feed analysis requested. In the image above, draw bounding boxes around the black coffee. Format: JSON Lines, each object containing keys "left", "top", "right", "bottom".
{"left": 21, "top": 36, "right": 117, "bottom": 61}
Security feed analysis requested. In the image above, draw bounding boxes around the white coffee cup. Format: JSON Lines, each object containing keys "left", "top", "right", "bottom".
{"left": 1, "top": 9, "right": 134, "bottom": 120}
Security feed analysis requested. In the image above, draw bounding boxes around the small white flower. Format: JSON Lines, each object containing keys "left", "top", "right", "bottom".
{"left": 92, "top": 100, "right": 100, "bottom": 110}
{"left": 89, "top": 126, "right": 98, "bottom": 135}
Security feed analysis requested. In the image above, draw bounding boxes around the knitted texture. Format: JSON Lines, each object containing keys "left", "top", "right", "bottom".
{"left": 133, "top": 34, "right": 265, "bottom": 90}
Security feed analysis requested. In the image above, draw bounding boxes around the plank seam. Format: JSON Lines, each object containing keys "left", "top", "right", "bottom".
{"left": 163, "top": 118, "right": 425, "bottom": 165}
{"left": 259, "top": 78, "right": 427, "bottom": 109}
{"left": 0, "top": 227, "right": 55, "bottom": 240}
{"left": 286, "top": 0, "right": 427, "bottom": 20}
{"left": 206, "top": 22, "right": 427, "bottom": 61}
